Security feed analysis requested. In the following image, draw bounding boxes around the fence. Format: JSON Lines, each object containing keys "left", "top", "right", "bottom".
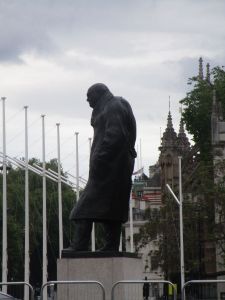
{"left": 111, "top": 280, "right": 177, "bottom": 300}
{"left": 182, "top": 279, "right": 225, "bottom": 300}
{"left": 40, "top": 280, "right": 105, "bottom": 300}
{"left": 0, "top": 282, "right": 34, "bottom": 300}
{"left": 3, "top": 279, "right": 225, "bottom": 300}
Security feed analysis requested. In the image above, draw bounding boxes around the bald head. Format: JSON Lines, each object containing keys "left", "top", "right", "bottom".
{"left": 88, "top": 83, "right": 109, "bottom": 95}
{"left": 87, "top": 83, "right": 111, "bottom": 108}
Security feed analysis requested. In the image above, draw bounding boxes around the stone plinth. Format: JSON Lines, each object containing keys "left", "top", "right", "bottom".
{"left": 57, "top": 251, "right": 142, "bottom": 300}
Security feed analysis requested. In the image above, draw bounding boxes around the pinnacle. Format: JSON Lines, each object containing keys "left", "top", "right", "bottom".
{"left": 199, "top": 57, "right": 203, "bottom": 80}
{"left": 160, "top": 111, "right": 177, "bottom": 148}
{"left": 177, "top": 118, "right": 190, "bottom": 150}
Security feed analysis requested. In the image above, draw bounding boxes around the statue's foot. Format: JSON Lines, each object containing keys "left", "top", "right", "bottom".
{"left": 63, "top": 246, "right": 76, "bottom": 253}
{"left": 97, "top": 246, "right": 119, "bottom": 252}
{"left": 63, "top": 245, "right": 89, "bottom": 252}
{"left": 64, "top": 246, "right": 75, "bottom": 251}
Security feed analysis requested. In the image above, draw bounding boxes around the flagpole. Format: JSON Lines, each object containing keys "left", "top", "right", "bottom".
{"left": 56, "top": 123, "right": 63, "bottom": 258}
{"left": 24, "top": 106, "right": 29, "bottom": 300}
{"left": 89, "top": 137, "right": 96, "bottom": 252}
{"left": 140, "top": 138, "right": 143, "bottom": 174}
{"left": 136, "top": 143, "right": 139, "bottom": 172}
{"left": 1, "top": 97, "right": 7, "bottom": 293}
{"left": 129, "top": 193, "right": 134, "bottom": 252}
{"left": 41, "top": 115, "right": 47, "bottom": 300}
{"left": 75, "top": 132, "right": 79, "bottom": 200}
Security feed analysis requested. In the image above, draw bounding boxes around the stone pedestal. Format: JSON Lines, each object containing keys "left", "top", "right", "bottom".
{"left": 57, "top": 251, "right": 142, "bottom": 300}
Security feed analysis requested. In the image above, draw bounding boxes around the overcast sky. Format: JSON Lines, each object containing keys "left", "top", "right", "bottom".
{"left": 0, "top": 0, "right": 225, "bottom": 181}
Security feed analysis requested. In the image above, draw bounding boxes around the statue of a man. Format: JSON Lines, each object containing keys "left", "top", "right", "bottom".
{"left": 68, "top": 83, "right": 136, "bottom": 251}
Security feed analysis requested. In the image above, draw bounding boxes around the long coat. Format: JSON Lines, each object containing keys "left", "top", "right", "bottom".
{"left": 70, "top": 91, "right": 136, "bottom": 223}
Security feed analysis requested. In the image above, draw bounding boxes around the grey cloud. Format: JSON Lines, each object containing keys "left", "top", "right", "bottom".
{"left": 0, "top": 0, "right": 223, "bottom": 174}
{"left": 11, "top": 55, "right": 215, "bottom": 120}
{"left": 1, "top": 0, "right": 225, "bottom": 135}
{"left": 0, "top": 2, "right": 59, "bottom": 62}
{"left": 1, "top": 0, "right": 225, "bottom": 63}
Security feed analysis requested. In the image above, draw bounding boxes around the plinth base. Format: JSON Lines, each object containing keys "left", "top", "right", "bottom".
{"left": 61, "top": 249, "right": 139, "bottom": 258}
{"left": 57, "top": 251, "right": 142, "bottom": 300}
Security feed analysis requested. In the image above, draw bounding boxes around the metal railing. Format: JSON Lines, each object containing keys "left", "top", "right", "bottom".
{"left": 0, "top": 282, "right": 35, "bottom": 300}
{"left": 41, "top": 280, "right": 106, "bottom": 300}
{"left": 111, "top": 280, "right": 177, "bottom": 300}
{"left": 182, "top": 279, "right": 225, "bottom": 300}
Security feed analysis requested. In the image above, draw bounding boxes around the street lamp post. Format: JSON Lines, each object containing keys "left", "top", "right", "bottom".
{"left": 166, "top": 156, "right": 185, "bottom": 290}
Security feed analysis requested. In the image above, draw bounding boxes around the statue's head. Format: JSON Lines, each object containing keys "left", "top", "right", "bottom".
{"left": 87, "top": 83, "right": 110, "bottom": 108}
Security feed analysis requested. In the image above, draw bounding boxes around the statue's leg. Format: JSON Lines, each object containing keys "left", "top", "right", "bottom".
{"left": 70, "top": 220, "right": 92, "bottom": 251}
{"left": 100, "top": 221, "right": 122, "bottom": 251}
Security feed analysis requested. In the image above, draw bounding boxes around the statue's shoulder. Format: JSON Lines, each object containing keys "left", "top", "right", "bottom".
{"left": 107, "top": 97, "right": 126, "bottom": 113}
{"left": 114, "top": 96, "right": 127, "bottom": 103}
{"left": 111, "top": 96, "right": 130, "bottom": 108}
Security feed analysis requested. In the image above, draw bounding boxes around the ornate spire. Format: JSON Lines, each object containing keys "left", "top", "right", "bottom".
{"left": 167, "top": 110, "right": 173, "bottom": 129}
{"left": 160, "top": 110, "right": 177, "bottom": 149}
{"left": 199, "top": 57, "right": 203, "bottom": 80}
{"left": 179, "top": 118, "right": 185, "bottom": 134}
{"left": 177, "top": 118, "right": 190, "bottom": 151}
{"left": 167, "top": 96, "right": 173, "bottom": 129}
{"left": 206, "top": 63, "right": 210, "bottom": 82}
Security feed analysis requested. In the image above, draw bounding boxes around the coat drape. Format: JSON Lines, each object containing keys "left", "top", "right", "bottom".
{"left": 70, "top": 91, "right": 136, "bottom": 223}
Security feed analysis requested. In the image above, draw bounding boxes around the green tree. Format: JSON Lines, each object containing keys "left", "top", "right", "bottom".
{"left": 0, "top": 158, "right": 76, "bottom": 285}
{"left": 181, "top": 65, "right": 225, "bottom": 272}
{"left": 181, "top": 77, "right": 212, "bottom": 161}
{"left": 180, "top": 66, "right": 225, "bottom": 161}
{"left": 134, "top": 64, "right": 225, "bottom": 286}
{"left": 134, "top": 194, "right": 207, "bottom": 285}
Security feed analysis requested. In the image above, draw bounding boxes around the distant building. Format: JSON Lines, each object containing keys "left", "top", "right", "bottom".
{"left": 124, "top": 166, "right": 163, "bottom": 279}
{"left": 125, "top": 58, "right": 221, "bottom": 283}
{"left": 159, "top": 109, "right": 190, "bottom": 191}
{"left": 211, "top": 86, "right": 225, "bottom": 296}
{"left": 125, "top": 106, "right": 191, "bottom": 280}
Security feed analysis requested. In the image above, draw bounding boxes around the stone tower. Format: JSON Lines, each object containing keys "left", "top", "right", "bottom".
{"left": 199, "top": 57, "right": 203, "bottom": 80}
{"left": 177, "top": 118, "right": 190, "bottom": 154}
{"left": 159, "top": 110, "right": 179, "bottom": 190}
{"left": 159, "top": 110, "right": 190, "bottom": 191}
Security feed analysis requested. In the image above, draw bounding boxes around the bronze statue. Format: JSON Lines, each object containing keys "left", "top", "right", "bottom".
{"left": 68, "top": 83, "right": 136, "bottom": 251}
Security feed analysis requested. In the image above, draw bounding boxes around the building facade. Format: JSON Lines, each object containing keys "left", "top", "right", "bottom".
{"left": 125, "top": 59, "right": 225, "bottom": 290}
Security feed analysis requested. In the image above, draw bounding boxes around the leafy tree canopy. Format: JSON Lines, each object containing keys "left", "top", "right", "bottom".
{"left": 0, "top": 158, "right": 76, "bottom": 285}
{"left": 180, "top": 66, "right": 225, "bottom": 162}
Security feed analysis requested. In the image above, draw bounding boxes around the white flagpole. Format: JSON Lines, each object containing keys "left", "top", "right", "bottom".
{"left": 1, "top": 97, "right": 7, "bottom": 293}
{"left": 119, "top": 234, "right": 122, "bottom": 252}
{"left": 140, "top": 138, "right": 143, "bottom": 174}
{"left": 56, "top": 123, "right": 63, "bottom": 258}
{"left": 75, "top": 132, "right": 79, "bottom": 200}
{"left": 89, "top": 137, "right": 96, "bottom": 252}
{"left": 24, "top": 106, "right": 30, "bottom": 300}
{"left": 41, "top": 115, "right": 47, "bottom": 300}
{"left": 136, "top": 143, "right": 139, "bottom": 174}
{"left": 129, "top": 193, "right": 134, "bottom": 252}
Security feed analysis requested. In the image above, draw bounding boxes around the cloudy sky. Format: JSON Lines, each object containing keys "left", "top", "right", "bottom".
{"left": 0, "top": 0, "right": 225, "bottom": 181}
